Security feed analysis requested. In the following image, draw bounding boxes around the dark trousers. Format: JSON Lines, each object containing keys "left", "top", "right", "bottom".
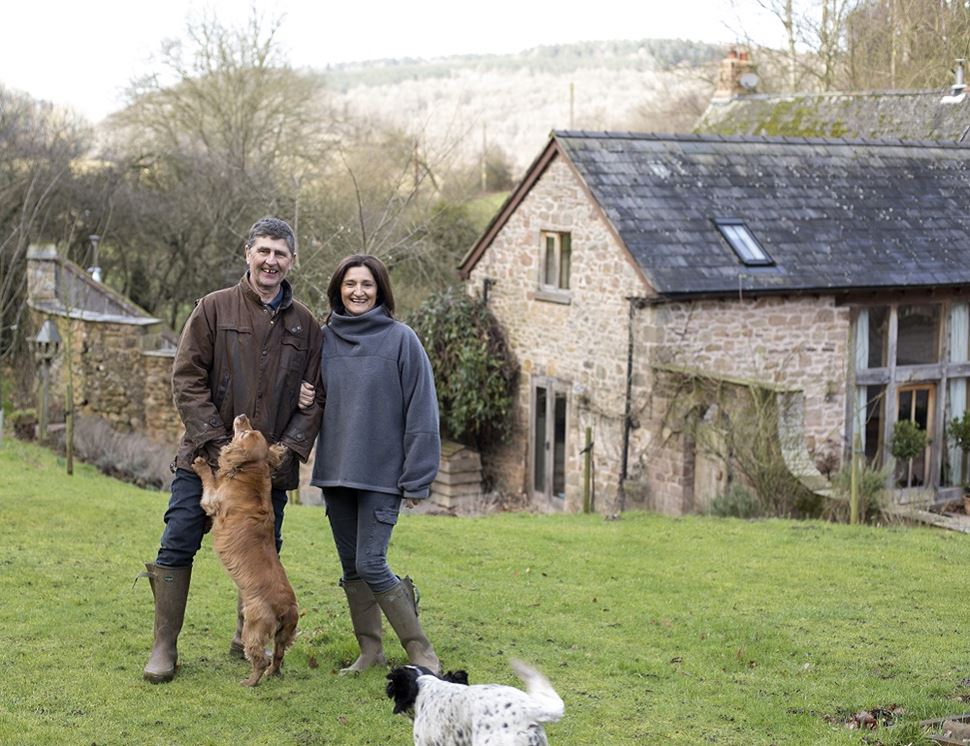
{"left": 324, "top": 487, "right": 401, "bottom": 594}
{"left": 156, "top": 469, "right": 288, "bottom": 567}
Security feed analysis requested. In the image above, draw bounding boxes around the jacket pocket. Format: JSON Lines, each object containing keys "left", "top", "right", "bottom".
{"left": 281, "top": 332, "right": 308, "bottom": 370}
{"left": 374, "top": 508, "right": 399, "bottom": 526}
{"left": 214, "top": 323, "right": 252, "bottom": 417}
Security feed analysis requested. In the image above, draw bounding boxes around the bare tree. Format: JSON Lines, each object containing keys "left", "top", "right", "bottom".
{"left": 734, "top": 0, "right": 969, "bottom": 92}
{"left": 846, "top": 0, "right": 970, "bottom": 90}
{"left": 101, "top": 9, "right": 337, "bottom": 326}
{"left": 0, "top": 86, "right": 91, "bottom": 396}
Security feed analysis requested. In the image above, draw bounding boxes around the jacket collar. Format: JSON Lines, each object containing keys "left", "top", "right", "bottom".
{"left": 240, "top": 273, "right": 293, "bottom": 310}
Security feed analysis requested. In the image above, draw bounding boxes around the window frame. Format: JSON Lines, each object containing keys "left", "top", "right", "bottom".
{"left": 537, "top": 230, "right": 572, "bottom": 304}
{"left": 713, "top": 218, "right": 774, "bottom": 266}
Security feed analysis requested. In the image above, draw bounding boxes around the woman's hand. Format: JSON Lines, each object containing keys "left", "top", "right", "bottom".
{"left": 298, "top": 380, "right": 315, "bottom": 410}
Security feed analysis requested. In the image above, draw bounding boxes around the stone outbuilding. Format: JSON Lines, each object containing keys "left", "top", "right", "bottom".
{"left": 459, "top": 130, "right": 970, "bottom": 514}
{"left": 25, "top": 245, "right": 180, "bottom": 444}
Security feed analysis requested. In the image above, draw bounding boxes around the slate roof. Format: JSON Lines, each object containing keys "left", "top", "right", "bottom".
{"left": 461, "top": 131, "right": 970, "bottom": 298}
{"left": 27, "top": 246, "right": 160, "bottom": 325}
{"left": 694, "top": 89, "right": 970, "bottom": 142}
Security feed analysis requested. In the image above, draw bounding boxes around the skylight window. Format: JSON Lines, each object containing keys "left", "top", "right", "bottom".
{"left": 714, "top": 219, "right": 773, "bottom": 266}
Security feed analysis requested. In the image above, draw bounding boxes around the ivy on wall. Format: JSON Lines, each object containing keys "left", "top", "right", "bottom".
{"left": 408, "top": 287, "right": 518, "bottom": 449}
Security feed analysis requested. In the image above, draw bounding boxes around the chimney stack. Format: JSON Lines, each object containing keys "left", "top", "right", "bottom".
{"left": 942, "top": 59, "right": 966, "bottom": 104}
{"left": 713, "top": 49, "right": 758, "bottom": 101}
{"left": 26, "top": 244, "right": 59, "bottom": 304}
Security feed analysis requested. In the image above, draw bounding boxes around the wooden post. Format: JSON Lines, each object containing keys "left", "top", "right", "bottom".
{"left": 850, "top": 432, "right": 861, "bottom": 525}
{"left": 64, "top": 358, "right": 74, "bottom": 475}
{"left": 569, "top": 82, "right": 575, "bottom": 129}
{"left": 65, "top": 324, "right": 74, "bottom": 475}
{"left": 582, "top": 427, "right": 592, "bottom": 513}
{"left": 38, "top": 361, "right": 50, "bottom": 443}
{"left": 480, "top": 123, "right": 487, "bottom": 192}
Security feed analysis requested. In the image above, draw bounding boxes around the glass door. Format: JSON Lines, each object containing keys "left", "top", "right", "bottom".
{"left": 895, "top": 384, "right": 934, "bottom": 487}
{"left": 532, "top": 377, "right": 568, "bottom": 501}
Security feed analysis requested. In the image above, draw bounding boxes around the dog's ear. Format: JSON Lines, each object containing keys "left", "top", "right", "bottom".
{"left": 219, "top": 440, "right": 244, "bottom": 469}
{"left": 386, "top": 667, "right": 420, "bottom": 715}
{"left": 442, "top": 670, "right": 469, "bottom": 686}
{"left": 268, "top": 443, "right": 288, "bottom": 471}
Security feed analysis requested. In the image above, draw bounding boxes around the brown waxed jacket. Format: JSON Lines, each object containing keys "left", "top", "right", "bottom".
{"left": 171, "top": 275, "right": 324, "bottom": 490}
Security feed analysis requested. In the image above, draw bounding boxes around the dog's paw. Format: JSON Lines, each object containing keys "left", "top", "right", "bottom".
{"left": 191, "top": 456, "right": 207, "bottom": 472}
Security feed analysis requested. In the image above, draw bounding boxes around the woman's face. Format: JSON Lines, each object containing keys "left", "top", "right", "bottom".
{"left": 340, "top": 265, "right": 378, "bottom": 316}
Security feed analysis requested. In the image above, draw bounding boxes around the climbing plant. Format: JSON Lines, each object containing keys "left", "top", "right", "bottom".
{"left": 408, "top": 286, "right": 518, "bottom": 449}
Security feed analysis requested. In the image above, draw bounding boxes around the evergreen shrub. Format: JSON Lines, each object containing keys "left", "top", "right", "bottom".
{"left": 408, "top": 286, "right": 518, "bottom": 448}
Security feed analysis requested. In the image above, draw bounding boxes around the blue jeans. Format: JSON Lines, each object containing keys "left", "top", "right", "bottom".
{"left": 155, "top": 469, "right": 288, "bottom": 567}
{"left": 324, "top": 487, "right": 401, "bottom": 594}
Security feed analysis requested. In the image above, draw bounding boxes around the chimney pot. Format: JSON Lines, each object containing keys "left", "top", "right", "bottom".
{"left": 942, "top": 59, "right": 967, "bottom": 103}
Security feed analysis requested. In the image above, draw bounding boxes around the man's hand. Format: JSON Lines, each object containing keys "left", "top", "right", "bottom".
{"left": 273, "top": 445, "right": 294, "bottom": 477}
{"left": 202, "top": 437, "right": 230, "bottom": 466}
{"left": 298, "top": 380, "right": 315, "bottom": 410}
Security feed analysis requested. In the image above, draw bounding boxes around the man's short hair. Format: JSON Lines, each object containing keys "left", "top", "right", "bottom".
{"left": 245, "top": 216, "right": 296, "bottom": 254}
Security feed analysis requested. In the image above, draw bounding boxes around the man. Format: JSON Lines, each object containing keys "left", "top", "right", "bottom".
{"left": 143, "top": 216, "right": 323, "bottom": 684}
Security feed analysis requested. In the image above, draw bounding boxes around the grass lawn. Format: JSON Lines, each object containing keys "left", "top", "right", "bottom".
{"left": 1, "top": 437, "right": 969, "bottom": 745}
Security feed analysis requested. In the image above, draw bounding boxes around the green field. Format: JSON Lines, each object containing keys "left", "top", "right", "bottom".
{"left": 1, "top": 437, "right": 967, "bottom": 745}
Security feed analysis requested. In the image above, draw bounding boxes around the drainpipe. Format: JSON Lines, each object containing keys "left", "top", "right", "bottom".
{"left": 620, "top": 296, "right": 648, "bottom": 509}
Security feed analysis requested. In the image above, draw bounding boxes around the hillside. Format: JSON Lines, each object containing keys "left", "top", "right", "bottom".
{"left": 316, "top": 39, "right": 725, "bottom": 175}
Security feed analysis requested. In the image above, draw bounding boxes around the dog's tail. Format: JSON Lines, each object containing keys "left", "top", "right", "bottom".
{"left": 510, "top": 659, "right": 564, "bottom": 724}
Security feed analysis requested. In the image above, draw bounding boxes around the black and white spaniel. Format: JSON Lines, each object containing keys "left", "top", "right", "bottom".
{"left": 386, "top": 659, "right": 564, "bottom": 746}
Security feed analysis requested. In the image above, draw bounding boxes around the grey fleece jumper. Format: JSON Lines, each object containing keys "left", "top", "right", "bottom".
{"left": 310, "top": 305, "right": 441, "bottom": 498}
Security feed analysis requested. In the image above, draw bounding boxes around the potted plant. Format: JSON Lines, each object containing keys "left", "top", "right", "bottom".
{"left": 891, "top": 419, "right": 928, "bottom": 488}
{"left": 948, "top": 410, "right": 970, "bottom": 514}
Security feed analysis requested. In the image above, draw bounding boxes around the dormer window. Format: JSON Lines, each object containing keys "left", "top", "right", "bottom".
{"left": 714, "top": 219, "right": 773, "bottom": 266}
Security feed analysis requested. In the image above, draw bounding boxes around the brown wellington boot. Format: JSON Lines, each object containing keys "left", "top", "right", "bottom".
{"left": 143, "top": 562, "right": 191, "bottom": 684}
{"left": 339, "top": 579, "right": 387, "bottom": 676}
{"left": 374, "top": 576, "right": 440, "bottom": 674}
{"left": 229, "top": 592, "right": 272, "bottom": 661}
{"left": 229, "top": 592, "right": 246, "bottom": 659}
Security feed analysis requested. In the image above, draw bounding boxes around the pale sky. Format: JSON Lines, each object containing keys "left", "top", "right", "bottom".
{"left": 2, "top": 0, "right": 784, "bottom": 122}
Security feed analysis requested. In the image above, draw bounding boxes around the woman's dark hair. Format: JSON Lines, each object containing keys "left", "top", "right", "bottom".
{"left": 326, "top": 254, "right": 395, "bottom": 322}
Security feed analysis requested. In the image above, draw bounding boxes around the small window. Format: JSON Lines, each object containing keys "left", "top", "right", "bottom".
{"left": 714, "top": 219, "right": 773, "bottom": 266}
{"left": 540, "top": 231, "right": 571, "bottom": 291}
{"left": 897, "top": 304, "right": 940, "bottom": 365}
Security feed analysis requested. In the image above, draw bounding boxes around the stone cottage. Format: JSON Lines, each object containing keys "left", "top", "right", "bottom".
{"left": 459, "top": 130, "right": 970, "bottom": 514}
{"left": 25, "top": 245, "right": 181, "bottom": 444}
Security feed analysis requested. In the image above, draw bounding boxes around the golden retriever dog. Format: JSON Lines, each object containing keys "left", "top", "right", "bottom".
{"left": 192, "top": 414, "right": 299, "bottom": 686}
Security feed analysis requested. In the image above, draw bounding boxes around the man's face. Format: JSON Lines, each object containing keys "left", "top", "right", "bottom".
{"left": 245, "top": 235, "right": 293, "bottom": 300}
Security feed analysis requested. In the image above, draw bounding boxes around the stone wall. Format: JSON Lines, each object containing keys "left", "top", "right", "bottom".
{"left": 35, "top": 312, "right": 182, "bottom": 447}
{"left": 466, "top": 154, "right": 648, "bottom": 512}
{"left": 75, "top": 319, "right": 146, "bottom": 431}
{"left": 629, "top": 295, "right": 851, "bottom": 511}
{"left": 143, "top": 351, "right": 182, "bottom": 445}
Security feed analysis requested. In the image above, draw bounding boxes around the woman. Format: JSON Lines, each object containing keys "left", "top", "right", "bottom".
{"left": 310, "top": 254, "right": 441, "bottom": 675}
